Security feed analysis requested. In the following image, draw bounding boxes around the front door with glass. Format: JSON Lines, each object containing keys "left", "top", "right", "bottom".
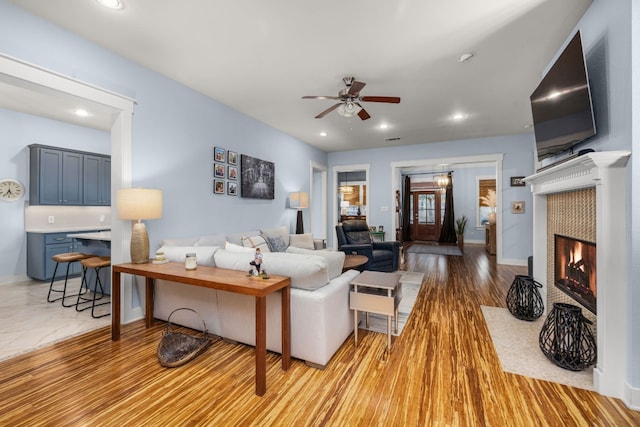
{"left": 410, "top": 191, "right": 444, "bottom": 241}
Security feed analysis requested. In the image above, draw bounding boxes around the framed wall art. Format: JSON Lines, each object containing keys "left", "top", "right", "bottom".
{"left": 214, "top": 180, "right": 225, "bottom": 194}
{"left": 240, "top": 154, "right": 275, "bottom": 199}
{"left": 227, "top": 150, "right": 238, "bottom": 165}
{"left": 510, "top": 176, "right": 526, "bottom": 187}
{"left": 512, "top": 201, "right": 525, "bottom": 214}
{"left": 227, "top": 181, "right": 237, "bottom": 196}
{"left": 214, "top": 163, "right": 225, "bottom": 179}
{"left": 214, "top": 147, "right": 226, "bottom": 163}
{"left": 228, "top": 165, "right": 238, "bottom": 180}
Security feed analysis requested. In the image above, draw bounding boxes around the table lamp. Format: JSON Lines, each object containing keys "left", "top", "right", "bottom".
{"left": 290, "top": 191, "right": 309, "bottom": 234}
{"left": 117, "top": 188, "right": 162, "bottom": 263}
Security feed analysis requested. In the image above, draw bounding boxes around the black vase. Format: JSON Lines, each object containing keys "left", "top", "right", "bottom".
{"left": 539, "top": 303, "right": 597, "bottom": 371}
{"left": 506, "top": 275, "right": 544, "bottom": 321}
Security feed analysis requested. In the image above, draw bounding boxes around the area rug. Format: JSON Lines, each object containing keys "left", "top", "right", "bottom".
{"left": 358, "top": 271, "right": 424, "bottom": 337}
{"left": 406, "top": 244, "right": 462, "bottom": 256}
{"left": 481, "top": 305, "right": 593, "bottom": 390}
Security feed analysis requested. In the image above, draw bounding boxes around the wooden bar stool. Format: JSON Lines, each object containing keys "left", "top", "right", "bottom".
{"left": 76, "top": 256, "right": 111, "bottom": 318}
{"left": 47, "top": 252, "right": 92, "bottom": 306}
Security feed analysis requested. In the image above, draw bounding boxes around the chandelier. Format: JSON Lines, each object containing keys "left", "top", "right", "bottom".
{"left": 434, "top": 173, "right": 449, "bottom": 192}
{"left": 339, "top": 171, "right": 354, "bottom": 194}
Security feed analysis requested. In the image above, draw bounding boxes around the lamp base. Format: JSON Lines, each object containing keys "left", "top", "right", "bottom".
{"left": 296, "top": 210, "right": 304, "bottom": 234}
{"left": 131, "top": 221, "right": 150, "bottom": 264}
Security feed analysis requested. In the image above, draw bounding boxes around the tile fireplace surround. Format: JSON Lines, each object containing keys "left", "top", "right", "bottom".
{"left": 524, "top": 151, "right": 632, "bottom": 403}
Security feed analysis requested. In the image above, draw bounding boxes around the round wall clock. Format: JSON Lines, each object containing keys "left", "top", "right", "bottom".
{"left": 0, "top": 179, "right": 26, "bottom": 201}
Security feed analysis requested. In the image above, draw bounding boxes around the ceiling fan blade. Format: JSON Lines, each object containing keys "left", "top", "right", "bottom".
{"left": 315, "top": 103, "right": 341, "bottom": 119}
{"left": 302, "top": 95, "right": 340, "bottom": 100}
{"left": 356, "top": 105, "right": 371, "bottom": 121}
{"left": 360, "top": 96, "right": 401, "bottom": 103}
{"left": 348, "top": 81, "right": 366, "bottom": 96}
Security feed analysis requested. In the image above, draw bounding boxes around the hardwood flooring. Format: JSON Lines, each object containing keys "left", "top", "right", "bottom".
{"left": 1, "top": 244, "right": 638, "bottom": 426}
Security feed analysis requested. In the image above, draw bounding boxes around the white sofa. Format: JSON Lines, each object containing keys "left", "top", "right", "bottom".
{"left": 152, "top": 227, "right": 360, "bottom": 368}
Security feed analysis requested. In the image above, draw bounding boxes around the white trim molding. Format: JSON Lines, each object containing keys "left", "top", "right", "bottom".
{"left": 524, "top": 151, "right": 631, "bottom": 401}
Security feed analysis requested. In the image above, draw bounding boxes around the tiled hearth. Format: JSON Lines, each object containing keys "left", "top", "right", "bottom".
{"left": 525, "top": 151, "right": 631, "bottom": 401}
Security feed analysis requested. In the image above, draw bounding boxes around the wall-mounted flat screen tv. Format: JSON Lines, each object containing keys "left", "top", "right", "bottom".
{"left": 530, "top": 31, "right": 596, "bottom": 162}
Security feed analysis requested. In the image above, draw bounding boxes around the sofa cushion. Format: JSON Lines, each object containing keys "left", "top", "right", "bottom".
{"left": 241, "top": 235, "right": 271, "bottom": 252}
{"left": 214, "top": 250, "right": 329, "bottom": 290}
{"left": 260, "top": 226, "right": 290, "bottom": 246}
{"left": 156, "top": 246, "right": 219, "bottom": 266}
{"left": 195, "top": 233, "right": 226, "bottom": 247}
{"left": 286, "top": 247, "right": 345, "bottom": 280}
{"left": 264, "top": 235, "right": 288, "bottom": 252}
{"left": 226, "top": 230, "right": 261, "bottom": 246}
{"left": 160, "top": 236, "right": 200, "bottom": 247}
{"left": 225, "top": 241, "right": 255, "bottom": 253}
{"left": 289, "top": 233, "right": 315, "bottom": 250}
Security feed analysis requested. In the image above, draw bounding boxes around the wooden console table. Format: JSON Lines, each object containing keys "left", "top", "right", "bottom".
{"left": 111, "top": 262, "right": 291, "bottom": 396}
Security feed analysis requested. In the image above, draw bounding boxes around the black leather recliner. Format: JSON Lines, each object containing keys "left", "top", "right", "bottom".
{"left": 335, "top": 220, "right": 400, "bottom": 272}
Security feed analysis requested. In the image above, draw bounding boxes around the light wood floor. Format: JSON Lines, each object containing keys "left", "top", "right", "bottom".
{"left": 1, "top": 244, "right": 638, "bottom": 426}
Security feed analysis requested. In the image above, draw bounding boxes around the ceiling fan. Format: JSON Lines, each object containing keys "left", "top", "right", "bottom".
{"left": 302, "top": 76, "right": 400, "bottom": 120}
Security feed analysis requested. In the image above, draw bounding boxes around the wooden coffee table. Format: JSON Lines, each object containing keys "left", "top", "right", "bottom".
{"left": 111, "top": 262, "right": 290, "bottom": 396}
{"left": 342, "top": 254, "right": 368, "bottom": 272}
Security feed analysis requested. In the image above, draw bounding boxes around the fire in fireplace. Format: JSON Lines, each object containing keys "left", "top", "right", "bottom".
{"left": 554, "top": 234, "right": 597, "bottom": 314}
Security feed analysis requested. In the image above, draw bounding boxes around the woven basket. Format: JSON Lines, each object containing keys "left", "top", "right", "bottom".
{"left": 157, "top": 308, "right": 213, "bottom": 368}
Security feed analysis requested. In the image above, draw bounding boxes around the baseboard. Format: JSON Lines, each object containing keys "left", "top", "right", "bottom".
{"left": 624, "top": 382, "right": 640, "bottom": 411}
{"left": 500, "top": 258, "right": 528, "bottom": 267}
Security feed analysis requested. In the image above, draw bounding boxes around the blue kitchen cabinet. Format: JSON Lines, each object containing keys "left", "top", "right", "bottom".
{"left": 27, "top": 231, "right": 105, "bottom": 281}
{"left": 83, "top": 154, "right": 111, "bottom": 205}
{"left": 29, "top": 144, "right": 110, "bottom": 206}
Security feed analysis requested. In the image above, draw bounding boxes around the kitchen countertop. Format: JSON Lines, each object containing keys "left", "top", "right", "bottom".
{"left": 67, "top": 231, "right": 112, "bottom": 242}
{"left": 26, "top": 227, "right": 111, "bottom": 233}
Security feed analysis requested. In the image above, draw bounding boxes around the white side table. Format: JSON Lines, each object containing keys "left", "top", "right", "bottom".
{"left": 350, "top": 271, "right": 402, "bottom": 350}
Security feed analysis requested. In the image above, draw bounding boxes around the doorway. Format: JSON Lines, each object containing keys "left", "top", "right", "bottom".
{"left": 411, "top": 190, "right": 445, "bottom": 241}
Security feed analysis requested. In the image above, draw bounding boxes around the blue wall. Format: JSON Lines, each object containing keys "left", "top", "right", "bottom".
{"left": 0, "top": 0, "right": 327, "bottom": 284}
{"left": 0, "top": 109, "right": 110, "bottom": 281}
{"left": 328, "top": 133, "right": 536, "bottom": 263}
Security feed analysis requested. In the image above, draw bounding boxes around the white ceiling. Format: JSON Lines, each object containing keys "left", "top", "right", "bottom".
{"left": 5, "top": 0, "right": 592, "bottom": 152}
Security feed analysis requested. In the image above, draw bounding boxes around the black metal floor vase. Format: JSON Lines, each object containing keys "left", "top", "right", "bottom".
{"left": 506, "top": 275, "right": 544, "bottom": 321}
{"left": 539, "top": 303, "right": 597, "bottom": 371}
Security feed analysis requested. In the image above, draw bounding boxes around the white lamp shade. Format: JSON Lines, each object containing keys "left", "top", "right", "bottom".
{"left": 117, "top": 188, "right": 163, "bottom": 220}
{"left": 290, "top": 191, "right": 309, "bottom": 209}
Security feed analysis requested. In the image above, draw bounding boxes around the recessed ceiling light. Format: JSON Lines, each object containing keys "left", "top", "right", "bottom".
{"left": 457, "top": 52, "right": 475, "bottom": 63}
{"left": 75, "top": 109, "right": 89, "bottom": 117}
{"left": 96, "top": 0, "right": 123, "bottom": 9}
{"left": 379, "top": 123, "right": 389, "bottom": 130}
{"left": 320, "top": 132, "right": 327, "bottom": 137}
{"left": 451, "top": 112, "right": 467, "bottom": 121}
{"left": 524, "top": 124, "right": 532, "bottom": 129}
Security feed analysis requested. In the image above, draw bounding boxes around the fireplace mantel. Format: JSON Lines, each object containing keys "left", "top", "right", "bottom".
{"left": 524, "top": 151, "right": 631, "bottom": 195}
{"left": 524, "top": 150, "right": 631, "bottom": 401}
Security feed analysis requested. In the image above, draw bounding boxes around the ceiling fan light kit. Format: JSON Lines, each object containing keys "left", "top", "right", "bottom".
{"left": 303, "top": 76, "right": 400, "bottom": 121}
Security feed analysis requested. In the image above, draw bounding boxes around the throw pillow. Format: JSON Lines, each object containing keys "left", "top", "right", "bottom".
{"left": 289, "top": 233, "right": 315, "bottom": 250}
{"left": 265, "top": 235, "right": 288, "bottom": 252}
{"left": 260, "top": 226, "right": 290, "bottom": 246}
{"left": 225, "top": 241, "right": 255, "bottom": 253}
{"left": 241, "top": 235, "right": 271, "bottom": 252}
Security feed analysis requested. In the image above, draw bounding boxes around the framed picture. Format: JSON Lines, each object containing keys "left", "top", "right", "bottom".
{"left": 214, "top": 180, "right": 225, "bottom": 194}
{"left": 512, "top": 201, "right": 525, "bottom": 214}
{"left": 227, "top": 150, "right": 238, "bottom": 165}
{"left": 214, "top": 163, "right": 225, "bottom": 178}
{"left": 510, "top": 176, "right": 526, "bottom": 187}
{"left": 228, "top": 165, "right": 238, "bottom": 180}
{"left": 240, "top": 154, "right": 275, "bottom": 199}
{"left": 214, "top": 147, "right": 226, "bottom": 162}
{"left": 227, "top": 181, "right": 237, "bottom": 196}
